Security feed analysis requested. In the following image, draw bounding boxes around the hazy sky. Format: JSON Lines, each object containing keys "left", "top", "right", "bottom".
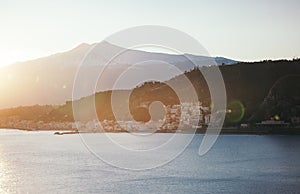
{"left": 0, "top": 0, "right": 299, "bottom": 67}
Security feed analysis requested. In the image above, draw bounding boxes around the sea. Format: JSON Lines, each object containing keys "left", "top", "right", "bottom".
{"left": 0, "top": 129, "right": 299, "bottom": 193}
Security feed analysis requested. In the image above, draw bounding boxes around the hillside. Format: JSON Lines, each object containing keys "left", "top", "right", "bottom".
{"left": 0, "top": 59, "right": 299, "bottom": 129}
{"left": 0, "top": 41, "right": 236, "bottom": 109}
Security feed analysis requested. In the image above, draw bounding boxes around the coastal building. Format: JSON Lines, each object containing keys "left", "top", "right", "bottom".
{"left": 255, "top": 119, "right": 290, "bottom": 128}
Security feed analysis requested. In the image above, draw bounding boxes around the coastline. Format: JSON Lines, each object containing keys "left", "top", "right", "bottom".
{"left": 1, "top": 127, "right": 299, "bottom": 135}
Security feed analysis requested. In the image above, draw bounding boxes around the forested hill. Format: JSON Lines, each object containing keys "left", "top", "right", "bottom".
{"left": 0, "top": 59, "right": 299, "bottom": 125}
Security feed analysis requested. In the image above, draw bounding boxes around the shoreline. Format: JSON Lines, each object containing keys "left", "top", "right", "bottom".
{"left": 1, "top": 127, "right": 299, "bottom": 135}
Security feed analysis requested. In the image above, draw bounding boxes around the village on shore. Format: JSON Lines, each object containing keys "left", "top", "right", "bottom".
{"left": 0, "top": 102, "right": 299, "bottom": 135}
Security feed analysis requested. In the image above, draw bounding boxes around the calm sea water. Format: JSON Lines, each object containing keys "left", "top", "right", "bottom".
{"left": 0, "top": 129, "right": 299, "bottom": 193}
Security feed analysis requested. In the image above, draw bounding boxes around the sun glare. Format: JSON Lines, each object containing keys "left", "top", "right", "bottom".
{"left": 0, "top": 147, "right": 8, "bottom": 193}
{"left": 0, "top": 48, "right": 45, "bottom": 68}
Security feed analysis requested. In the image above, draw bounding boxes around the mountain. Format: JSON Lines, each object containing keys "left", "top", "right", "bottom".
{"left": 0, "top": 41, "right": 237, "bottom": 108}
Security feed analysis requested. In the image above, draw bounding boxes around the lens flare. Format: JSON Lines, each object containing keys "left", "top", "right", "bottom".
{"left": 227, "top": 100, "right": 245, "bottom": 123}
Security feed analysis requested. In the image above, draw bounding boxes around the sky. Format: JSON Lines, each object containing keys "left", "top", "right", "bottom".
{"left": 0, "top": 0, "right": 299, "bottom": 67}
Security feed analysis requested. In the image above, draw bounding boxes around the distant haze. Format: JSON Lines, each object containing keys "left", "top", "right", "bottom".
{"left": 0, "top": 41, "right": 236, "bottom": 109}
{"left": 0, "top": 0, "right": 299, "bottom": 67}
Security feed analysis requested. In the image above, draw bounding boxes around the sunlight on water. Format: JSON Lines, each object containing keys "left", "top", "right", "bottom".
{"left": 0, "top": 130, "right": 299, "bottom": 193}
{"left": 0, "top": 147, "right": 8, "bottom": 194}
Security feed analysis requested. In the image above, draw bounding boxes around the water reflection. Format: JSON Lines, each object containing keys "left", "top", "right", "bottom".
{"left": 0, "top": 130, "right": 299, "bottom": 193}
{"left": 0, "top": 147, "right": 8, "bottom": 194}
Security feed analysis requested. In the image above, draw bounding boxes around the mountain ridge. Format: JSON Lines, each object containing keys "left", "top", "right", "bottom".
{"left": 0, "top": 41, "right": 238, "bottom": 108}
